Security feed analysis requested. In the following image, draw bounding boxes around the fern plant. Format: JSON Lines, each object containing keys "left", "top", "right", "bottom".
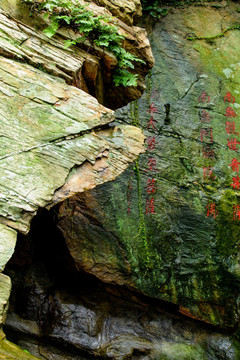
{"left": 22, "top": 0, "right": 145, "bottom": 87}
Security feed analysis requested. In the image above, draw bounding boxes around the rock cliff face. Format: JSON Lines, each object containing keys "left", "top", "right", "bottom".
{"left": 58, "top": 0, "right": 240, "bottom": 332}
{"left": 2, "top": 1, "right": 240, "bottom": 360}
{"left": 4, "top": 208, "right": 240, "bottom": 360}
{"left": 0, "top": 0, "right": 153, "bottom": 358}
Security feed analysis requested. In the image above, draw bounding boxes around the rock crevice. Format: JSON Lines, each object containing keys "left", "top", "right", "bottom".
{"left": 0, "top": 1, "right": 152, "bottom": 351}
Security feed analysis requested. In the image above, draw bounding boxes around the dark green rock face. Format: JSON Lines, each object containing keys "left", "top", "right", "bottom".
{"left": 4, "top": 209, "right": 240, "bottom": 360}
{"left": 58, "top": 3, "right": 240, "bottom": 328}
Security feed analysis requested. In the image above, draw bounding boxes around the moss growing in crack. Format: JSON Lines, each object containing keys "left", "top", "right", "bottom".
{"left": 130, "top": 100, "right": 140, "bottom": 127}
{"left": 146, "top": 70, "right": 152, "bottom": 109}
{"left": 133, "top": 159, "right": 150, "bottom": 264}
{"left": 187, "top": 24, "right": 240, "bottom": 41}
{"left": 129, "top": 99, "right": 150, "bottom": 267}
{"left": 141, "top": 0, "right": 226, "bottom": 19}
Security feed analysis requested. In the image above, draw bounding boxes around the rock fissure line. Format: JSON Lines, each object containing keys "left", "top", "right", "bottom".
{"left": 0, "top": 3, "right": 151, "bottom": 347}
{"left": 179, "top": 76, "right": 201, "bottom": 100}
{"left": 0, "top": 125, "right": 114, "bottom": 161}
{"left": 187, "top": 24, "right": 240, "bottom": 41}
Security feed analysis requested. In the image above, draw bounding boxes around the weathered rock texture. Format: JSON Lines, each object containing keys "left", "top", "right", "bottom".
{"left": 0, "top": 0, "right": 150, "bottom": 355}
{"left": 0, "top": 0, "right": 154, "bottom": 109}
{"left": 4, "top": 211, "right": 240, "bottom": 360}
{"left": 0, "top": 51, "right": 144, "bottom": 235}
{"left": 58, "top": 1, "right": 240, "bottom": 330}
{"left": 0, "top": 225, "right": 17, "bottom": 332}
{"left": 92, "top": 0, "right": 142, "bottom": 25}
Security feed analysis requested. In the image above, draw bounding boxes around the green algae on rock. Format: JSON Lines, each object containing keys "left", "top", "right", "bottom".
{"left": 0, "top": 54, "right": 144, "bottom": 234}
{"left": 4, "top": 214, "right": 240, "bottom": 359}
{"left": 57, "top": 1, "right": 240, "bottom": 329}
{"left": 0, "top": 337, "right": 41, "bottom": 359}
{"left": 0, "top": 2, "right": 147, "bottom": 357}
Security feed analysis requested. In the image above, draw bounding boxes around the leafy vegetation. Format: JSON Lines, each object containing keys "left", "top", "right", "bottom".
{"left": 141, "top": 0, "right": 170, "bottom": 19}
{"left": 141, "top": 0, "right": 225, "bottom": 19}
{"left": 22, "top": 0, "right": 145, "bottom": 87}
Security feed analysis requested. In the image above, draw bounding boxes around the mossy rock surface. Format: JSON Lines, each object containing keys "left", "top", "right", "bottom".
{"left": 58, "top": 1, "right": 240, "bottom": 328}
{"left": 0, "top": 338, "right": 40, "bottom": 359}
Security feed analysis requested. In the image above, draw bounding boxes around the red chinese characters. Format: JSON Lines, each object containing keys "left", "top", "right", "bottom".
{"left": 200, "top": 109, "right": 212, "bottom": 122}
{"left": 224, "top": 91, "right": 235, "bottom": 104}
{"left": 146, "top": 100, "right": 158, "bottom": 148}
{"left": 225, "top": 106, "right": 238, "bottom": 118}
{"left": 200, "top": 128, "right": 213, "bottom": 143}
{"left": 203, "top": 166, "right": 216, "bottom": 179}
{"left": 233, "top": 204, "right": 240, "bottom": 221}
{"left": 199, "top": 90, "right": 210, "bottom": 103}
{"left": 146, "top": 157, "right": 158, "bottom": 172}
{"left": 231, "top": 175, "right": 240, "bottom": 190}
{"left": 146, "top": 178, "right": 157, "bottom": 194}
{"left": 147, "top": 102, "right": 158, "bottom": 114}
{"left": 146, "top": 198, "right": 156, "bottom": 214}
{"left": 223, "top": 92, "right": 240, "bottom": 210}
{"left": 206, "top": 203, "right": 218, "bottom": 218}
{"left": 146, "top": 136, "right": 156, "bottom": 151}
{"left": 229, "top": 158, "right": 240, "bottom": 172}
{"left": 227, "top": 138, "right": 240, "bottom": 151}
{"left": 226, "top": 121, "right": 239, "bottom": 135}
{"left": 150, "top": 89, "right": 161, "bottom": 102}
{"left": 127, "top": 93, "right": 159, "bottom": 215}
{"left": 202, "top": 145, "right": 215, "bottom": 160}
{"left": 198, "top": 92, "right": 216, "bottom": 189}
{"left": 224, "top": 94, "right": 239, "bottom": 159}
{"left": 198, "top": 91, "right": 218, "bottom": 218}
{"left": 147, "top": 116, "right": 157, "bottom": 130}
{"left": 201, "top": 91, "right": 240, "bottom": 220}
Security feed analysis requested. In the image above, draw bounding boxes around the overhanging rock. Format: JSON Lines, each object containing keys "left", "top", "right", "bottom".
{"left": 0, "top": 56, "right": 144, "bottom": 234}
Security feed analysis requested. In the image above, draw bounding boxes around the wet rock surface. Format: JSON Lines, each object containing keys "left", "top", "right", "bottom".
{"left": 58, "top": 1, "right": 240, "bottom": 328}
{"left": 2, "top": 1, "right": 240, "bottom": 359}
{"left": 4, "top": 209, "right": 240, "bottom": 360}
{"left": 0, "top": 0, "right": 149, "bottom": 357}
{"left": 0, "top": 46, "right": 144, "bottom": 236}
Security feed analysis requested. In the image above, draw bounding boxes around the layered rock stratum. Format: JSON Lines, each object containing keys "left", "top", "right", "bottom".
{"left": 0, "top": 0, "right": 153, "bottom": 357}
{"left": 2, "top": 0, "right": 240, "bottom": 359}
{"left": 56, "top": 1, "right": 240, "bottom": 355}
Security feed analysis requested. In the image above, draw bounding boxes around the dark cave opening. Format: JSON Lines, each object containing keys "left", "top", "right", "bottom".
{"left": 3, "top": 207, "right": 235, "bottom": 360}
{"left": 3, "top": 207, "right": 108, "bottom": 359}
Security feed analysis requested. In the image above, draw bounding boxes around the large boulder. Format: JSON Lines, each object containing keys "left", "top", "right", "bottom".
{"left": 58, "top": 1, "right": 240, "bottom": 328}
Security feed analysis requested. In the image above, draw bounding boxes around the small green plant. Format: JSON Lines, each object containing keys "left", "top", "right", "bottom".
{"left": 22, "top": 0, "right": 145, "bottom": 87}
{"left": 141, "top": 0, "right": 226, "bottom": 18}
{"left": 142, "top": 0, "right": 169, "bottom": 19}
{"left": 23, "top": 349, "right": 31, "bottom": 354}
